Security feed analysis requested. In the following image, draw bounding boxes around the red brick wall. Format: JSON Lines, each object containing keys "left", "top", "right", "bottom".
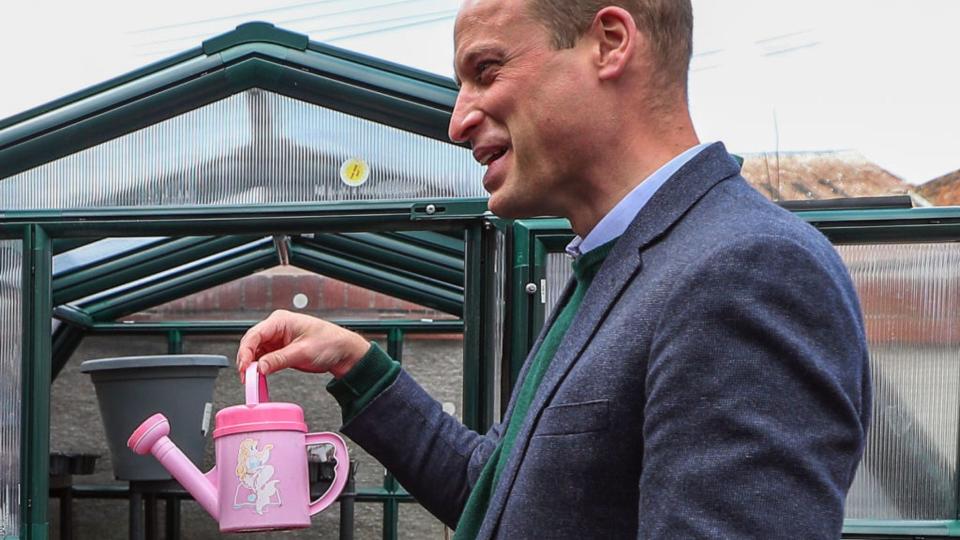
{"left": 128, "top": 269, "right": 453, "bottom": 325}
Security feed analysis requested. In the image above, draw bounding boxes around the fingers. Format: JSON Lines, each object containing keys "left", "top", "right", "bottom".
{"left": 235, "top": 311, "right": 366, "bottom": 379}
{"left": 236, "top": 311, "right": 291, "bottom": 381}
{"left": 256, "top": 347, "right": 289, "bottom": 376}
{"left": 256, "top": 339, "right": 320, "bottom": 376}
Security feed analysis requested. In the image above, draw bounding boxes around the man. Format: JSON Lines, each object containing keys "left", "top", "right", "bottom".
{"left": 236, "top": 0, "right": 871, "bottom": 537}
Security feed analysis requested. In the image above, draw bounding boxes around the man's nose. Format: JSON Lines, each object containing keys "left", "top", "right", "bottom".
{"left": 448, "top": 94, "right": 483, "bottom": 144}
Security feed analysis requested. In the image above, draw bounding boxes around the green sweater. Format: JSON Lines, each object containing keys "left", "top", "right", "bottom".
{"left": 326, "top": 240, "right": 616, "bottom": 538}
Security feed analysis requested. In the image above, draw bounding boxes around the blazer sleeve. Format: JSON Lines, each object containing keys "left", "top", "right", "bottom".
{"left": 338, "top": 369, "right": 505, "bottom": 528}
{"left": 637, "top": 233, "right": 870, "bottom": 538}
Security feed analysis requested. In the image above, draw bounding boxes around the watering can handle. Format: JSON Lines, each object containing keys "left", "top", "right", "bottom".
{"left": 306, "top": 432, "right": 350, "bottom": 516}
{"left": 244, "top": 363, "right": 270, "bottom": 405}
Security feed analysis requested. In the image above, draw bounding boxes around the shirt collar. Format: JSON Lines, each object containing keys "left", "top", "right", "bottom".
{"left": 566, "top": 142, "right": 712, "bottom": 258}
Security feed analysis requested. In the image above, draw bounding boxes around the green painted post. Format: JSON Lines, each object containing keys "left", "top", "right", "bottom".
{"left": 382, "top": 328, "right": 404, "bottom": 540}
{"left": 167, "top": 330, "right": 183, "bottom": 355}
{"left": 479, "top": 221, "right": 502, "bottom": 424}
{"left": 50, "top": 325, "right": 85, "bottom": 382}
{"left": 462, "top": 225, "right": 485, "bottom": 432}
{"left": 20, "top": 225, "right": 52, "bottom": 540}
{"left": 505, "top": 220, "right": 574, "bottom": 392}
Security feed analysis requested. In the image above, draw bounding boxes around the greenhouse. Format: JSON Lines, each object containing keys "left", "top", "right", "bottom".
{"left": 1, "top": 20, "right": 960, "bottom": 540}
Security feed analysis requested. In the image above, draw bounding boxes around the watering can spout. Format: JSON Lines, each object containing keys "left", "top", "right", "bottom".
{"left": 128, "top": 413, "right": 220, "bottom": 520}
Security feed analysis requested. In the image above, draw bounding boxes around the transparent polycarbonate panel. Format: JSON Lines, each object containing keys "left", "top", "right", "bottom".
{"left": 53, "top": 237, "right": 166, "bottom": 275}
{"left": 0, "top": 241, "right": 22, "bottom": 538}
{"left": 74, "top": 238, "right": 272, "bottom": 307}
{"left": 1, "top": 89, "right": 485, "bottom": 210}
{"left": 489, "top": 228, "right": 506, "bottom": 421}
{"left": 840, "top": 243, "right": 960, "bottom": 520}
{"left": 544, "top": 251, "right": 574, "bottom": 320}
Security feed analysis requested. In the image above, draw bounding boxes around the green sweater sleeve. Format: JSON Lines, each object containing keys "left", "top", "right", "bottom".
{"left": 325, "top": 342, "right": 401, "bottom": 424}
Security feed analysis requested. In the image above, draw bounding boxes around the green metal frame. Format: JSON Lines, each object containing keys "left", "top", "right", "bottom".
{"left": 46, "top": 228, "right": 475, "bottom": 385}
{"left": 504, "top": 218, "right": 572, "bottom": 388}
{"left": 291, "top": 237, "right": 464, "bottom": 316}
{"left": 0, "top": 23, "right": 462, "bottom": 181}
{"left": 52, "top": 236, "right": 259, "bottom": 305}
{"left": 303, "top": 232, "right": 464, "bottom": 286}
{"left": 77, "top": 239, "right": 277, "bottom": 321}
{"left": 462, "top": 222, "right": 498, "bottom": 432}
{"left": 0, "top": 19, "right": 491, "bottom": 540}
{"left": 6, "top": 201, "right": 494, "bottom": 540}
{"left": 20, "top": 225, "right": 52, "bottom": 540}
{"left": 0, "top": 199, "right": 490, "bottom": 239}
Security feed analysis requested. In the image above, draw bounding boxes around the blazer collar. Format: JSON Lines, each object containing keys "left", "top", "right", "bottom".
{"left": 477, "top": 142, "right": 741, "bottom": 539}
{"left": 623, "top": 141, "right": 741, "bottom": 253}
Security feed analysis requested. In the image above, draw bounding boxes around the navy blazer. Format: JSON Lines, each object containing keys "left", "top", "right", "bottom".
{"left": 342, "top": 143, "right": 871, "bottom": 539}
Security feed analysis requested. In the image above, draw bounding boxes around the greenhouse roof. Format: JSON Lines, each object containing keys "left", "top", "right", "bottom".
{"left": 0, "top": 21, "right": 487, "bottom": 379}
{"left": 0, "top": 21, "right": 465, "bottom": 182}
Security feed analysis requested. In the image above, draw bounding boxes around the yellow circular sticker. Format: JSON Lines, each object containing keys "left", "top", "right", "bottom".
{"left": 339, "top": 158, "right": 370, "bottom": 187}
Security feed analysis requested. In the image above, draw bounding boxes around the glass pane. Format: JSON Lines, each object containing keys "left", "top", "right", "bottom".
{"left": 840, "top": 243, "right": 960, "bottom": 520}
{"left": 0, "top": 240, "right": 21, "bottom": 538}
{"left": 2, "top": 89, "right": 484, "bottom": 211}
{"left": 75, "top": 238, "right": 274, "bottom": 310}
{"left": 53, "top": 237, "right": 166, "bottom": 275}
{"left": 544, "top": 251, "right": 573, "bottom": 320}
{"left": 489, "top": 228, "right": 506, "bottom": 421}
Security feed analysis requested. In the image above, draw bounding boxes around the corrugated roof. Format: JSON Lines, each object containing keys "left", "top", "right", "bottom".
{"left": 916, "top": 170, "right": 960, "bottom": 206}
{"left": 739, "top": 151, "right": 911, "bottom": 201}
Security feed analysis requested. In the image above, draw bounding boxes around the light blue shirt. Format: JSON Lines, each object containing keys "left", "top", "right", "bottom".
{"left": 566, "top": 143, "right": 712, "bottom": 257}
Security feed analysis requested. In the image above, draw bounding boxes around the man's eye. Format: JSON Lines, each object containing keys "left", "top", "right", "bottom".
{"left": 475, "top": 61, "right": 497, "bottom": 84}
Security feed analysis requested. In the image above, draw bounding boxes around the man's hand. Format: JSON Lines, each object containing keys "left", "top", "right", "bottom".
{"left": 236, "top": 310, "right": 371, "bottom": 381}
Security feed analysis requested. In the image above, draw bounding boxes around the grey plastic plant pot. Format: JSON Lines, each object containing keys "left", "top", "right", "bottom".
{"left": 80, "top": 355, "right": 229, "bottom": 481}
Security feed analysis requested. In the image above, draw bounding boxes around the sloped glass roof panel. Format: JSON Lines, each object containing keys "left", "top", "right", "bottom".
{"left": 53, "top": 237, "right": 167, "bottom": 275}
{"left": 73, "top": 238, "right": 273, "bottom": 308}
{"left": 1, "top": 89, "right": 484, "bottom": 210}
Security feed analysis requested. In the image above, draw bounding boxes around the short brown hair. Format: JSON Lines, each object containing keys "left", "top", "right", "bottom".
{"left": 526, "top": 0, "right": 693, "bottom": 91}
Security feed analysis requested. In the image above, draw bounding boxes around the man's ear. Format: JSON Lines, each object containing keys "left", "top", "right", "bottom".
{"left": 588, "top": 6, "right": 638, "bottom": 81}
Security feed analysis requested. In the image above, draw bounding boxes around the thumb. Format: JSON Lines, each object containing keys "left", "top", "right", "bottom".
{"left": 255, "top": 348, "right": 292, "bottom": 376}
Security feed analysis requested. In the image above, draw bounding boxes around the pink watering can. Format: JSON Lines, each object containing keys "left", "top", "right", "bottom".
{"left": 127, "top": 363, "right": 349, "bottom": 533}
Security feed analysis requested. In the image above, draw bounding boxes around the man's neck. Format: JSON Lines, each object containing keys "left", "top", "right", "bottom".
{"left": 567, "top": 132, "right": 700, "bottom": 238}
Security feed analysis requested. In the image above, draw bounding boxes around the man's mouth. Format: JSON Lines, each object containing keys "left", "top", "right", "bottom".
{"left": 475, "top": 146, "right": 509, "bottom": 166}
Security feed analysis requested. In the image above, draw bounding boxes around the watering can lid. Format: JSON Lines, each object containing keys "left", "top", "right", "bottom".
{"left": 212, "top": 362, "right": 307, "bottom": 438}
{"left": 213, "top": 402, "right": 307, "bottom": 438}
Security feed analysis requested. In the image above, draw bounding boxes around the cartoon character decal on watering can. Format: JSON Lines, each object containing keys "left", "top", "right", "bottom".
{"left": 127, "top": 363, "right": 348, "bottom": 533}
{"left": 234, "top": 438, "right": 282, "bottom": 514}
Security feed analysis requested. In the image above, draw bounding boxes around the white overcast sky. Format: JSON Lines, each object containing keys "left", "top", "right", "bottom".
{"left": 1, "top": 0, "right": 957, "bottom": 184}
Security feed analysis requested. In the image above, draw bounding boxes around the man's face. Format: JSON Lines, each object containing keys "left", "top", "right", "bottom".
{"left": 451, "top": 0, "right": 592, "bottom": 219}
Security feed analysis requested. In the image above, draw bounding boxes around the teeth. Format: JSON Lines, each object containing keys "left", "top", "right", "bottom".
{"left": 480, "top": 148, "right": 507, "bottom": 166}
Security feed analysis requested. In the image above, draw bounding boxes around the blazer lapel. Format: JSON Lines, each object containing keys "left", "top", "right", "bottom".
{"left": 477, "top": 142, "right": 741, "bottom": 539}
